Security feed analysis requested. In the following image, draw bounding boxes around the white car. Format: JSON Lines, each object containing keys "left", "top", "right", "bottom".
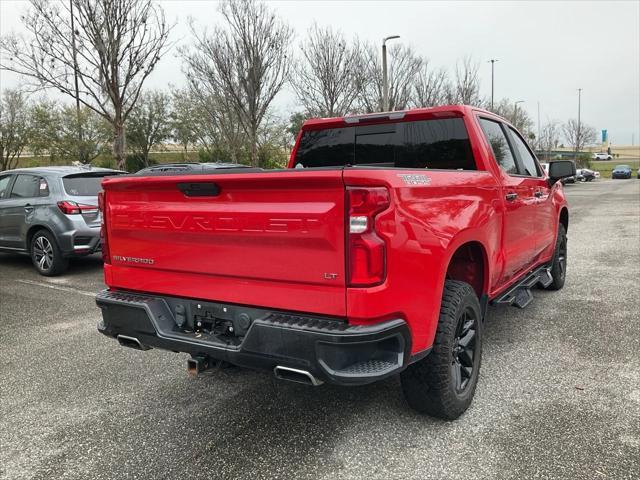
{"left": 593, "top": 152, "right": 612, "bottom": 161}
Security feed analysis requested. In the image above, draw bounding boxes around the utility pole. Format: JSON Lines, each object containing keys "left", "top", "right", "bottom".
{"left": 577, "top": 88, "right": 582, "bottom": 155}
{"left": 514, "top": 100, "right": 524, "bottom": 129}
{"left": 69, "top": 0, "right": 84, "bottom": 162}
{"left": 537, "top": 101, "right": 541, "bottom": 151}
{"left": 382, "top": 35, "right": 400, "bottom": 111}
{"left": 488, "top": 59, "right": 498, "bottom": 110}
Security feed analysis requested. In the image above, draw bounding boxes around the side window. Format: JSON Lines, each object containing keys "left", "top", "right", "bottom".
{"left": 38, "top": 177, "right": 50, "bottom": 197}
{"left": 508, "top": 128, "right": 541, "bottom": 177}
{"left": 0, "top": 175, "right": 12, "bottom": 199}
{"left": 10, "top": 174, "right": 40, "bottom": 198}
{"left": 478, "top": 118, "right": 518, "bottom": 175}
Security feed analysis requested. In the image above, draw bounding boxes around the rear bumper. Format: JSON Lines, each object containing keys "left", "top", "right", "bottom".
{"left": 96, "top": 289, "right": 412, "bottom": 386}
{"left": 59, "top": 227, "right": 101, "bottom": 257}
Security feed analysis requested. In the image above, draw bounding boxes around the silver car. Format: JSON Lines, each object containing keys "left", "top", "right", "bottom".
{"left": 0, "top": 166, "right": 123, "bottom": 275}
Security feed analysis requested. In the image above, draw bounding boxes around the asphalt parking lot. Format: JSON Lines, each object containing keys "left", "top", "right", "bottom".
{"left": 1, "top": 179, "right": 639, "bottom": 480}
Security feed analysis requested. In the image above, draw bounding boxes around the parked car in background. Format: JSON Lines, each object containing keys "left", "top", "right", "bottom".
{"left": 611, "top": 165, "right": 633, "bottom": 179}
{"left": 637, "top": 168, "right": 640, "bottom": 179}
{"left": 593, "top": 152, "right": 612, "bottom": 161}
{"left": 0, "top": 166, "right": 124, "bottom": 275}
{"left": 594, "top": 170, "right": 601, "bottom": 179}
{"left": 576, "top": 168, "right": 596, "bottom": 182}
{"left": 136, "top": 162, "right": 250, "bottom": 175}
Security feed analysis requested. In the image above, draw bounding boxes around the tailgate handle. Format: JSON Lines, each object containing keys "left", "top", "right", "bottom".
{"left": 177, "top": 182, "right": 220, "bottom": 197}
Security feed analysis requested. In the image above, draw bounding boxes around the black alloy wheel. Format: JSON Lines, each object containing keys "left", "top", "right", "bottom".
{"left": 557, "top": 230, "right": 567, "bottom": 283}
{"left": 451, "top": 307, "right": 479, "bottom": 393}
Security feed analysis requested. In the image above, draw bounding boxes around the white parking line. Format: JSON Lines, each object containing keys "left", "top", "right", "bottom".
{"left": 16, "top": 279, "right": 97, "bottom": 298}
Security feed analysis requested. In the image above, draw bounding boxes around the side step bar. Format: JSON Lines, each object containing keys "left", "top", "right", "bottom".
{"left": 492, "top": 266, "right": 553, "bottom": 309}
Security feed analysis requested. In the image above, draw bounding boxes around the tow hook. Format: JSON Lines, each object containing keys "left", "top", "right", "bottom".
{"left": 187, "top": 356, "right": 210, "bottom": 376}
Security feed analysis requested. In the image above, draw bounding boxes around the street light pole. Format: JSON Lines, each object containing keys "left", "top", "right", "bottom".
{"left": 488, "top": 59, "right": 498, "bottom": 110}
{"left": 577, "top": 88, "right": 582, "bottom": 154}
{"left": 514, "top": 100, "right": 524, "bottom": 128}
{"left": 69, "top": 0, "right": 84, "bottom": 162}
{"left": 537, "top": 101, "right": 541, "bottom": 150}
{"left": 382, "top": 35, "right": 400, "bottom": 111}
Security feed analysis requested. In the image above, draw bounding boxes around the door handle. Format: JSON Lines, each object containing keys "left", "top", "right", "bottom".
{"left": 505, "top": 192, "right": 518, "bottom": 201}
{"left": 24, "top": 204, "right": 34, "bottom": 212}
{"left": 534, "top": 190, "right": 543, "bottom": 198}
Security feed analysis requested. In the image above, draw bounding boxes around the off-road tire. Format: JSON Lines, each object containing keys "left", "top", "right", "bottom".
{"left": 545, "top": 223, "right": 567, "bottom": 290}
{"left": 400, "top": 280, "right": 482, "bottom": 420}
{"left": 30, "top": 229, "right": 68, "bottom": 276}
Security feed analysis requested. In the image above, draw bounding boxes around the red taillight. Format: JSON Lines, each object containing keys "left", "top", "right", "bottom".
{"left": 98, "top": 191, "right": 110, "bottom": 264}
{"left": 346, "top": 187, "right": 390, "bottom": 287}
{"left": 57, "top": 201, "right": 98, "bottom": 215}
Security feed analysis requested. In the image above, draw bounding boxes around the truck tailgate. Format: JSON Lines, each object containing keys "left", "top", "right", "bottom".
{"left": 102, "top": 170, "right": 347, "bottom": 316}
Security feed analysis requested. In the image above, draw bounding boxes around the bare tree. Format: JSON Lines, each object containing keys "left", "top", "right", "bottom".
{"left": 126, "top": 90, "right": 172, "bottom": 166}
{"left": 182, "top": 0, "right": 292, "bottom": 167}
{"left": 293, "top": 25, "right": 362, "bottom": 117}
{"left": 181, "top": 76, "right": 246, "bottom": 162}
{"left": 0, "top": 0, "right": 171, "bottom": 169}
{"left": 170, "top": 88, "right": 199, "bottom": 159}
{"left": 563, "top": 118, "right": 596, "bottom": 153}
{"left": 357, "top": 43, "right": 423, "bottom": 113}
{"left": 445, "top": 56, "right": 482, "bottom": 106}
{"left": 29, "top": 97, "right": 59, "bottom": 158}
{"left": 0, "top": 89, "right": 31, "bottom": 171}
{"left": 539, "top": 121, "right": 561, "bottom": 160}
{"left": 491, "top": 98, "right": 534, "bottom": 136}
{"left": 410, "top": 62, "right": 449, "bottom": 108}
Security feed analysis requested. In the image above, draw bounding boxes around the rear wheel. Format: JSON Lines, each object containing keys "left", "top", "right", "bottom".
{"left": 545, "top": 223, "right": 567, "bottom": 290}
{"left": 401, "top": 280, "right": 482, "bottom": 420}
{"left": 30, "top": 229, "right": 68, "bottom": 276}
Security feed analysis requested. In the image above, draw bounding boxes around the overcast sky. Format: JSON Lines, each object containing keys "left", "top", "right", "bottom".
{"left": 1, "top": 0, "right": 639, "bottom": 145}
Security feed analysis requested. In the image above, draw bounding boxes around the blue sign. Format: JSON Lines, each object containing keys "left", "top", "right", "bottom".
{"left": 602, "top": 129, "right": 608, "bottom": 143}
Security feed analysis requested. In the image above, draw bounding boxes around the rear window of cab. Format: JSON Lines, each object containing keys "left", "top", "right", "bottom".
{"left": 294, "top": 118, "right": 476, "bottom": 170}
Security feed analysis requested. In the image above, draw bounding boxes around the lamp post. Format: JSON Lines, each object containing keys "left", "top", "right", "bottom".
{"left": 69, "top": 0, "right": 84, "bottom": 162}
{"left": 488, "top": 59, "right": 498, "bottom": 110}
{"left": 382, "top": 35, "right": 400, "bottom": 111}
{"left": 577, "top": 88, "right": 582, "bottom": 154}
{"left": 514, "top": 100, "right": 524, "bottom": 128}
{"left": 537, "top": 101, "right": 541, "bottom": 151}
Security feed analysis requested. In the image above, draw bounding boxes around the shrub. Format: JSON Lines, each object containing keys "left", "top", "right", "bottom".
{"left": 575, "top": 153, "right": 592, "bottom": 169}
{"left": 93, "top": 157, "right": 115, "bottom": 169}
{"left": 125, "top": 153, "right": 156, "bottom": 173}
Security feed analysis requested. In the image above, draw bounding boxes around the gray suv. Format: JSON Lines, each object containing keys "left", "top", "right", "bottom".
{"left": 0, "top": 166, "right": 123, "bottom": 275}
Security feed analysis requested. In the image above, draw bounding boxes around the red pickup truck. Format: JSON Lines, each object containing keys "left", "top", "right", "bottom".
{"left": 96, "top": 105, "right": 575, "bottom": 419}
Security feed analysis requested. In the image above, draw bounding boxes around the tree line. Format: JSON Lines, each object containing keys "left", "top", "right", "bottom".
{"left": 1, "top": 0, "right": 596, "bottom": 172}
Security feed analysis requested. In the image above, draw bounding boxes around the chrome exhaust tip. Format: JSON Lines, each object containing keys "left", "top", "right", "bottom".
{"left": 116, "top": 335, "right": 150, "bottom": 351}
{"left": 274, "top": 366, "right": 323, "bottom": 386}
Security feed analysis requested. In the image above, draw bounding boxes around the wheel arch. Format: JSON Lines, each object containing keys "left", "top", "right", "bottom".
{"left": 559, "top": 207, "right": 569, "bottom": 232}
{"left": 25, "top": 225, "right": 56, "bottom": 251}
{"left": 444, "top": 240, "right": 489, "bottom": 299}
